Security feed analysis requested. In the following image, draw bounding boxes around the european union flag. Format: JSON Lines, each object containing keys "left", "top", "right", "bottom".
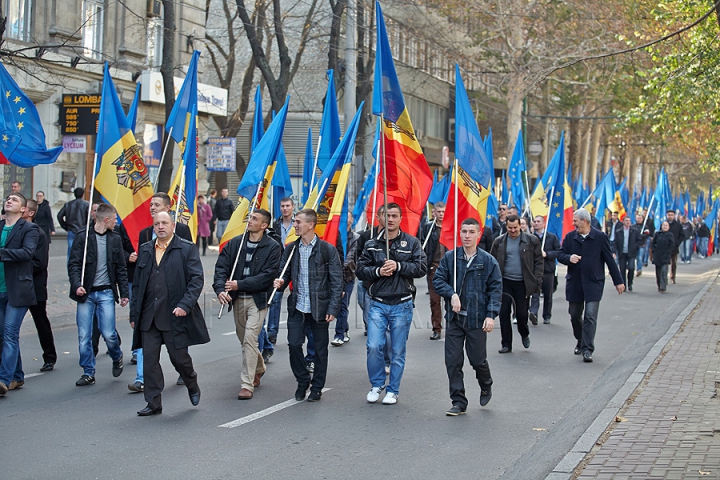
{"left": 0, "top": 62, "right": 62, "bottom": 167}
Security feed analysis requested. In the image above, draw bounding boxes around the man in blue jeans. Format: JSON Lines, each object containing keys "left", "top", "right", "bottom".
{"left": 356, "top": 203, "right": 426, "bottom": 405}
{"left": 0, "top": 192, "right": 39, "bottom": 396}
{"left": 68, "top": 204, "right": 129, "bottom": 387}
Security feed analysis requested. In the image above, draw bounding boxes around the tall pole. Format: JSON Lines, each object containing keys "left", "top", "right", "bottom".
{"left": 541, "top": 182, "right": 556, "bottom": 252}
{"left": 80, "top": 153, "right": 99, "bottom": 285}
{"left": 381, "top": 114, "right": 389, "bottom": 257}
{"left": 173, "top": 160, "right": 186, "bottom": 227}
{"left": 370, "top": 125, "right": 381, "bottom": 229}
{"left": 154, "top": 127, "right": 173, "bottom": 191}
{"left": 453, "top": 159, "right": 458, "bottom": 292}
{"left": 344, "top": 0, "right": 358, "bottom": 203}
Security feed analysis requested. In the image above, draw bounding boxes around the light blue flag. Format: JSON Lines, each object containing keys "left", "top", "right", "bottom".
{"left": 302, "top": 128, "right": 313, "bottom": 205}
{"left": 251, "top": 85, "right": 264, "bottom": 152}
{"left": 126, "top": 83, "right": 141, "bottom": 134}
{"left": 317, "top": 70, "right": 341, "bottom": 173}
{"left": 352, "top": 121, "right": 380, "bottom": 227}
{"left": 508, "top": 130, "right": 528, "bottom": 210}
{"left": 501, "top": 170, "right": 510, "bottom": 205}
{"left": 270, "top": 111, "right": 293, "bottom": 219}
{"left": 590, "top": 169, "right": 617, "bottom": 222}
{"left": 165, "top": 50, "right": 200, "bottom": 144}
{"left": 237, "top": 96, "right": 290, "bottom": 200}
{"left": 455, "top": 65, "right": 492, "bottom": 187}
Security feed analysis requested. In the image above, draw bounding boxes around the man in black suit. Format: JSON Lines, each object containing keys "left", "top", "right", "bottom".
{"left": 665, "top": 210, "right": 685, "bottom": 284}
{"left": 131, "top": 212, "right": 209, "bottom": 416}
{"left": 0, "top": 192, "right": 39, "bottom": 396}
{"left": 557, "top": 208, "right": 624, "bottom": 363}
{"left": 605, "top": 211, "right": 620, "bottom": 261}
{"left": 529, "top": 215, "right": 561, "bottom": 325}
{"left": 613, "top": 216, "right": 641, "bottom": 291}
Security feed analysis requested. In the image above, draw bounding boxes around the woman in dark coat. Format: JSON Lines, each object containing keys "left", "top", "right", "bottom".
{"left": 34, "top": 192, "right": 55, "bottom": 243}
{"left": 652, "top": 221, "right": 674, "bottom": 293}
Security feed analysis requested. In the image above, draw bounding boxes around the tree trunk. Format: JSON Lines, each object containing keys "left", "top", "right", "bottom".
{"left": 158, "top": 0, "right": 176, "bottom": 193}
{"left": 588, "top": 121, "right": 601, "bottom": 190}
{"left": 568, "top": 105, "right": 581, "bottom": 172}
{"left": 505, "top": 74, "right": 524, "bottom": 166}
{"left": 601, "top": 142, "right": 611, "bottom": 177}
{"left": 579, "top": 122, "right": 591, "bottom": 184}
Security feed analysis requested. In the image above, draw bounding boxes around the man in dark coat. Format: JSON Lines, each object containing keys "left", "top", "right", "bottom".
{"left": 0, "top": 193, "right": 39, "bottom": 396}
{"left": 529, "top": 215, "right": 561, "bottom": 324}
{"left": 34, "top": 192, "right": 55, "bottom": 243}
{"left": 665, "top": 210, "right": 685, "bottom": 284}
{"left": 419, "top": 202, "right": 446, "bottom": 340}
{"left": 131, "top": 212, "right": 209, "bottom": 416}
{"left": 557, "top": 208, "right": 624, "bottom": 363}
{"left": 23, "top": 200, "right": 57, "bottom": 372}
{"left": 613, "top": 216, "right": 642, "bottom": 291}
{"left": 274, "top": 209, "right": 342, "bottom": 403}
{"left": 490, "top": 214, "right": 543, "bottom": 352}
{"left": 57, "top": 187, "right": 89, "bottom": 261}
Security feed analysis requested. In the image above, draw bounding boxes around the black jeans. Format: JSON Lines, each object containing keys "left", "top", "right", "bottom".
{"left": 618, "top": 253, "right": 635, "bottom": 288}
{"left": 445, "top": 319, "right": 492, "bottom": 409}
{"left": 529, "top": 272, "right": 555, "bottom": 321}
{"left": 568, "top": 301, "right": 600, "bottom": 354}
{"left": 29, "top": 301, "right": 57, "bottom": 364}
{"left": 655, "top": 264, "right": 668, "bottom": 291}
{"left": 287, "top": 310, "right": 329, "bottom": 392}
{"left": 499, "top": 278, "right": 529, "bottom": 349}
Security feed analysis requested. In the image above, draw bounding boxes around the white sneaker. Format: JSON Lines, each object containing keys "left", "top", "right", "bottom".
{"left": 382, "top": 392, "right": 398, "bottom": 405}
{"left": 331, "top": 338, "right": 344, "bottom": 346}
{"left": 367, "top": 386, "right": 385, "bottom": 403}
{"left": 343, "top": 333, "right": 350, "bottom": 342}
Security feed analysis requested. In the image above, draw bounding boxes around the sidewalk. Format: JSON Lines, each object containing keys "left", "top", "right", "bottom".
{"left": 563, "top": 272, "right": 720, "bottom": 479}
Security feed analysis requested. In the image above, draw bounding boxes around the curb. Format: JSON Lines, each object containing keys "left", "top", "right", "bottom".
{"left": 547, "top": 269, "right": 719, "bottom": 479}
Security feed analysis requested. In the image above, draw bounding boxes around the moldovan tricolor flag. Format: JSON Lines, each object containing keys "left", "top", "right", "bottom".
{"left": 705, "top": 199, "right": 718, "bottom": 256}
{"left": 94, "top": 63, "right": 153, "bottom": 251}
{"left": 169, "top": 102, "right": 199, "bottom": 242}
{"left": 369, "top": 1, "right": 433, "bottom": 235}
{"left": 439, "top": 65, "right": 492, "bottom": 250}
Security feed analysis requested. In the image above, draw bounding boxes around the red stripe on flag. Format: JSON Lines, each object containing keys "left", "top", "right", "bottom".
{"left": 562, "top": 207, "right": 574, "bottom": 241}
{"left": 439, "top": 182, "right": 484, "bottom": 251}
{"left": 121, "top": 196, "right": 154, "bottom": 252}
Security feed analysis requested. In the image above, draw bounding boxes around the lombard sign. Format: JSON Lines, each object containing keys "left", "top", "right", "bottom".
{"left": 140, "top": 71, "right": 228, "bottom": 116}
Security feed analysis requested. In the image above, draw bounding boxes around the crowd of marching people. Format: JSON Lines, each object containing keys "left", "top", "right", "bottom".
{"left": 0, "top": 185, "right": 714, "bottom": 417}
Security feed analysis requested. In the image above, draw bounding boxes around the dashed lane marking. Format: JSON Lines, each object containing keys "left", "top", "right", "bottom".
{"left": 218, "top": 388, "right": 331, "bottom": 429}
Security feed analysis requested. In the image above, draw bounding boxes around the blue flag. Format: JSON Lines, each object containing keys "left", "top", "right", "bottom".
{"left": 126, "top": 83, "right": 141, "bottom": 134}
{"left": 166, "top": 50, "right": 200, "bottom": 144}
{"left": 508, "top": 130, "right": 528, "bottom": 210}
{"left": 455, "top": 66, "right": 491, "bottom": 186}
{"left": 0, "top": 62, "right": 62, "bottom": 167}
{"left": 317, "top": 70, "right": 341, "bottom": 174}
{"left": 501, "top": 170, "right": 510, "bottom": 205}
{"left": 251, "top": 85, "right": 264, "bottom": 152}
{"left": 428, "top": 170, "right": 451, "bottom": 204}
{"left": 302, "top": 128, "right": 313, "bottom": 205}
{"left": 590, "top": 169, "right": 616, "bottom": 222}
{"left": 270, "top": 112, "right": 293, "bottom": 219}
{"left": 353, "top": 122, "right": 380, "bottom": 227}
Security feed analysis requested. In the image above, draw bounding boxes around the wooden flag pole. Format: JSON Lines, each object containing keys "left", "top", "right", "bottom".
{"left": 80, "top": 153, "right": 99, "bottom": 286}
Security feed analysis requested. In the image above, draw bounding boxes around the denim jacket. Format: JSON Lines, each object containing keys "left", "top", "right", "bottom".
{"left": 432, "top": 247, "right": 502, "bottom": 329}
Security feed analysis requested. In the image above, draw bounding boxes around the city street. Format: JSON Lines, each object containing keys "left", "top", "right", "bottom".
{"left": 2, "top": 237, "right": 717, "bottom": 479}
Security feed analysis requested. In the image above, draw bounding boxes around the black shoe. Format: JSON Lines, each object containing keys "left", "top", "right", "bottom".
{"left": 130, "top": 353, "right": 137, "bottom": 365}
{"left": 445, "top": 404, "right": 466, "bottom": 416}
{"left": 522, "top": 336, "right": 530, "bottom": 348}
{"left": 189, "top": 388, "right": 201, "bottom": 406}
{"left": 574, "top": 347, "right": 582, "bottom": 355}
{"left": 75, "top": 375, "right": 95, "bottom": 386}
{"left": 268, "top": 334, "right": 277, "bottom": 345}
{"left": 364, "top": 331, "right": 368, "bottom": 337}
{"left": 498, "top": 347, "right": 512, "bottom": 354}
{"left": 628, "top": 285, "right": 633, "bottom": 292}
{"left": 295, "top": 384, "right": 309, "bottom": 401}
{"left": 528, "top": 312, "right": 538, "bottom": 325}
{"left": 430, "top": 332, "right": 441, "bottom": 340}
{"left": 128, "top": 381, "right": 144, "bottom": 393}
{"left": 40, "top": 362, "right": 55, "bottom": 372}
{"left": 137, "top": 404, "right": 162, "bottom": 416}
{"left": 176, "top": 375, "right": 185, "bottom": 386}
{"left": 307, "top": 390, "right": 322, "bottom": 402}
{"left": 480, "top": 384, "right": 492, "bottom": 406}
{"left": 583, "top": 353, "right": 593, "bottom": 363}
{"left": 112, "top": 355, "right": 124, "bottom": 377}
{"left": 262, "top": 349, "right": 273, "bottom": 364}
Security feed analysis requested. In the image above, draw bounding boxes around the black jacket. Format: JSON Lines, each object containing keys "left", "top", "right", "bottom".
{"left": 356, "top": 230, "right": 427, "bottom": 304}
{"left": 696, "top": 223, "right": 710, "bottom": 238}
{"left": 667, "top": 220, "right": 685, "bottom": 255}
{"left": 336, "top": 230, "right": 359, "bottom": 283}
{"left": 115, "top": 224, "right": 137, "bottom": 282}
{"left": 31, "top": 225, "right": 49, "bottom": 302}
{"left": 213, "top": 233, "right": 282, "bottom": 310}
{"left": 479, "top": 226, "right": 494, "bottom": 252}
{"left": 613, "top": 225, "right": 642, "bottom": 257}
{"left": 278, "top": 236, "right": 343, "bottom": 319}
{"left": 138, "top": 222, "right": 193, "bottom": 247}
{"left": 57, "top": 198, "right": 89, "bottom": 233}
{"left": 214, "top": 197, "right": 235, "bottom": 221}
{"left": 652, "top": 230, "right": 675, "bottom": 266}
{"left": 681, "top": 221, "right": 694, "bottom": 241}
{"left": 419, "top": 220, "right": 442, "bottom": 268}
{"left": 131, "top": 235, "right": 209, "bottom": 350}
{"left": 533, "top": 230, "right": 561, "bottom": 274}
{"left": 0, "top": 218, "right": 38, "bottom": 307}
{"left": 490, "top": 231, "right": 544, "bottom": 295}
{"left": 35, "top": 200, "right": 55, "bottom": 243}
{"left": 637, "top": 220, "right": 655, "bottom": 243}
{"left": 67, "top": 228, "right": 129, "bottom": 303}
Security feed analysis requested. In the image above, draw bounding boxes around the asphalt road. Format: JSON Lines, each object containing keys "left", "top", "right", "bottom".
{"left": 3, "top": 238, "right": 717, "bottom": 479}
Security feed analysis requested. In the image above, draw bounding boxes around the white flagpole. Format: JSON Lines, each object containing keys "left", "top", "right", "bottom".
{"left": 370, "top": 121, "right": 381, "bottom": 229}
{"left": 541, "top": 182, "right": 557, "bottom": 252}
{"left": 173, "top": 160, "right": 187, "bottom": 228}
{"left": 80, "top": 153, "right": 99, "bottom": 286}
{"left": 154, "top": 127, "right": 173, "bottom": 191}
{"left": 422, "top": 219, "right": 436, "bottom": 249}
{"left": 453, "top": 159, "right": 458, "bottom": 292}
{"left": 380, "top": 114, "right": 389, "bottom": 257}
{"left": 309, "top": 134, "right": 323, "bottom": 192}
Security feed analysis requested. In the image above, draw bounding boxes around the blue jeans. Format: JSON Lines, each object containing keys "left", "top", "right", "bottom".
{"left": 258, "top": 318, "right": 273, "bottom": 353}
{"left": 357, "top": 283, "right": 368, "bottom": 330}
{"left": 681, "top": 238, "right": 694, "bottom": 262}
{"left": 636, "top": 247, "right": 646, "bottom": 273}
{"left": 334, "top": 280, "right": 355, "bottom": 339}
{"left": 366, "top": 300, "right": 414, "bottom": 394}
{"left": 76, "top": 289, "right": 122, "bottom": 376}
{"left": 216, "top": 220, "right": 230, "bottom": 243}
{"left": 134, "top": 348, "right": 144, "bottom": 383}
{"left": 0, "top": 293, "right": 29, "bottom": 385}
{"left": 642, "top": 238, "right": 651, "bottom": 265}
{"left": 698, "top": 237, "right": 709, "bottom": 256}
{"left": 266, "top": 291, "right": 282, "bottom": 338}
{"left": 66, "top": 231, "right": 77, "bottom": 264}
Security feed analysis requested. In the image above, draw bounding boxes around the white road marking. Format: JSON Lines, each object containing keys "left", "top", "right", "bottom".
{"left": 218, "top": 388, "right": 331, "bottom": 429}
{"left": 222, "top": 331, "right": 235, "bottom": 336}
{"left": 25, "top": 373, "right": 44, "bottom": 379}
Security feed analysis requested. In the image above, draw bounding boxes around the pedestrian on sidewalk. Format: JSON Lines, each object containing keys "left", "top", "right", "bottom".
{"left": 635, "top": 213, "right": 654, "bottom": 277}
{"left": 613, "top": 216, "right": 642, "bottom": 292}
{"left": 556, "top": 208, "right": 624, "bottom": 363}
{"left": 214, "top": 209, "right": 281, "bottom": 400}
{"left": 652, "top": 221, "right": 674, "bottom": 293}
{"left": 433, "top": 218, "right": 502, "bottom": 416}
{"left": 131, "top": 212, "right": 208, "bottom": 416}
{"left": 331, "top": 212, "right": 358, "bottom": 346}
{"left": 68, "top": 203, "right": 129, "bottom": 387}
{"left": 680, "top": 215, "right": 694, "bottom": 264}
{"left": 34, "top": 192, "right": 55, "bottom": 243}
{"left": 57, "top": 187, "right": 89, "bottom": 262}
{"left": 196, "top": 195, "right": 212, "bottom": 256}
{"left": 0, "top": 192, "right": 39, "bottom": 396}
{"left": 419, "top": 202, "right": 447, "bottom": 341}
{"left": 665, "top": 210, "right": 685, "bottom": 284}
{"left": 695, "top": 217, "right": 710, "bottom": 258}
{"left": 22, "top": 200, "right": 57, "bottom": 372}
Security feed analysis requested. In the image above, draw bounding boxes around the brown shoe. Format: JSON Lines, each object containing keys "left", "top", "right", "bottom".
{"left": 238, "top": 388, "right": 253, "bottom": 400}
{"left": 253, "top": 370, "right": 265, "bottom": 388}
{"left": 8, "top": 380, "right": 24, "bottom": 390}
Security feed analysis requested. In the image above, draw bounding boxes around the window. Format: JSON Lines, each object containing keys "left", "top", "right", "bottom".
{"left": 5, "top": 0, "right": 33, "bottom": 41}
{"left": 147, "top": 17, "right": 164, "bottom": 69}
{"left": 82, "top": 0, "right": 105, "bottom": 60}
{"left": 425, "top": 103, "right": 447, "bottom": 139}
